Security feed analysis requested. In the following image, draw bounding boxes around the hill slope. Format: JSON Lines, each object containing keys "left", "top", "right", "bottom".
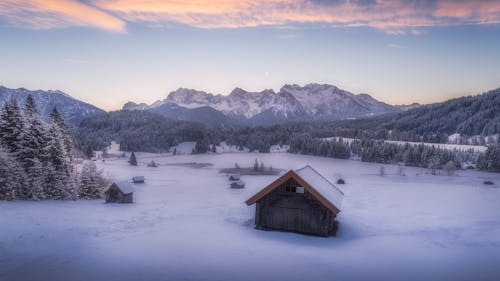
{"left": 379, "top": 88, "right": 500, "bottom": 136}
{"left": 0, "top": 86, "right": 104, "bottom": 124}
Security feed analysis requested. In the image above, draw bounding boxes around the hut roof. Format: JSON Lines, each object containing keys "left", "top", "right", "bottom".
{"left": 245, "top": 165, "right": 344, "bottom": 214}
{"left": 107, "top": 181, "right": 134, "bottom": 194}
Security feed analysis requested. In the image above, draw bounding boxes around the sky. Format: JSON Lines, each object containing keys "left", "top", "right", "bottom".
{"left": 1, "top": 0, "right": 500, "bottom": 110}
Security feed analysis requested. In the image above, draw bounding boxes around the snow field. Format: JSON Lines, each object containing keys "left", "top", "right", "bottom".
{"left": 1, "top": 153, "right": 500, "bottom": 281}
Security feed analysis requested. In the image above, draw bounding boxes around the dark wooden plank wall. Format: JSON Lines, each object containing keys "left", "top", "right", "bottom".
{"left": 255, "top": 178, "right": 336, "bottom": 236}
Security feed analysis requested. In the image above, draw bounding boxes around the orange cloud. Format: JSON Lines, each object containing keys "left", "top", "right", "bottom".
{"left": 1, "top": 0, "right": 500, "bottom": 33}
{"left": 0, "top": 0, "right": 125, "bottom": 32}
{"left": 91, "top": 0, "right": 500, "bottom": 33}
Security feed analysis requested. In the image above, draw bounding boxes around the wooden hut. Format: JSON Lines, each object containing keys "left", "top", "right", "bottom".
{"left": 105, "top": 182, "right": 134, "bottom": 203}
{"left": 230, "top": 180, "right": 245, "bottom": 189}
{"left": 245, "top": 165, "right": 343, "bottom": 237}
{"left": 132, "top": 176, "right": 145, "bottom": 183}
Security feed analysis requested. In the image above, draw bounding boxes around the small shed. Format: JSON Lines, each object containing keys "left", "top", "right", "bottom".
{"left": 230, "top": 180, "right": 245, "bottom": 189}
{"left": 105, "top": 182, "right": 134, "bottom": 203}
{"left": 229, "top": 174, "right": 240, "bottom": 181}
{"left": 245, "top": 165, "right": 344, "bottom": 237}
{"left": 132, "top": 176, "right": 145, "bottom": 183}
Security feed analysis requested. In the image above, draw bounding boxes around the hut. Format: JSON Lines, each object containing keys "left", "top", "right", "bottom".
{"left": 105, "top": 182, "right": 134, "bottom": 203}
{"left": 132, "top": 176, "right": 145, "bottom": 183}
{"left": 228, "top": 174, "right": 240, "bottom": 181}
{"left": 245, "top": 165, "right": 343, "bottom": 237}
{"left": 147, "top": 160, "right": 158, "bottom": 167}
{"left": 231, "top": 180, "right": 245, "bottom": 189}
{"left": 337, "top": 179, "right": 345, "bottom": 184}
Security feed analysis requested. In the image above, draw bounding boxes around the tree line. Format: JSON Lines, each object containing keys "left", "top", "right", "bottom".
{"left": 73, "top": 110, "right": 500, "bottom": 173}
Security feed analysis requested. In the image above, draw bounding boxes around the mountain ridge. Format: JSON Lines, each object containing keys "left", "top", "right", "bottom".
{"left": 122, "top": 83, "right": 401, "bottom": 126}
{"left": 0, "top": 86, "right": 104, "bottom": 124}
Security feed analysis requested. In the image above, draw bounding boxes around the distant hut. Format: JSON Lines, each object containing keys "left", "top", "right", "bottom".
{"left": 147, "top": 160, "right": 158, "bottom": 167}
{"left": 105, "top": 182, "right": 134, "bottom": 203}
{"left": 245, "top": 165, "right": 344, "bottom": 237}
{"left": 231, "top": 180, "right": 245, "bottom": 189}
{"left": 132, "top": 176, "right": 145, "bottom": 183}
{"left": 229, "top": 174, "right": 240, "bottom": 181}
{"left": 337, "top": 179, "right": 345, "bottom": 184}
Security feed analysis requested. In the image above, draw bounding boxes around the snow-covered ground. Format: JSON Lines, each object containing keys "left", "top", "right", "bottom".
{"left": 169, "top": 141, "right": 197, "bottom": 154}
{"left": 2, "top": 153, "right": 500, "bottom": 281}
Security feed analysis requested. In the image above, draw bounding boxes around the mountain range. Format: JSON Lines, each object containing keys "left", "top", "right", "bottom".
{"left": 123, "top": 83, "right": 402, "bottom": 126}
{"left": 0, "top": 86, "right": 103, "bottom": 124}
{"left": 3, "top": 84, "right": 498, "bottom": 135}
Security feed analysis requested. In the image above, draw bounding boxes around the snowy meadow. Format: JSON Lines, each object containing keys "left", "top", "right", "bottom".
{"left": 1, "top": 152, "right": 500, "bottom": 281}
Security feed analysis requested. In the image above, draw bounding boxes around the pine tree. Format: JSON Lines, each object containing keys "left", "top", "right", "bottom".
{"left": 43, "top": 123, "right": 73, "bottom": 199}
{"left": 18, "top": 95, "right": 48, "bottom": 170}
{"left": 85, "top": 145, "right": 94, "bottom": 159}
{"left": 129, "top": 151, "right": 138, "bottom": 166}
{"left": 0, "top": 146, "right": 20, "bottom": 200}
{"left": 17, "top": 95, "right": 49, "bottom": 199}
{"left": 50, "top": 107, "right": 73, "bottom": 161}
{"left": 483, "top": 144, "right": 500, "bottom": 172}
{"left": 0, "top": 99, "right": 24, "bottom": 155}
{"left": 444, "top": 160, "right": 456, "bottom": 176}
{"left": 25, "top": 159, "right": 46, "bottom": 200}
{"left": 78, "top": 161, "right": 106, "bottom": 199}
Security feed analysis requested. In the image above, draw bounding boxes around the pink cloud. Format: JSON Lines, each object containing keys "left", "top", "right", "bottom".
{"left": 1, "top": 0, "right": 500, "bottom": 33}
{"left": 434, "top": 0, "right": 500, "bottom": 24}
{"left": 0, "top": 0, "right": 125, "bottom": 32}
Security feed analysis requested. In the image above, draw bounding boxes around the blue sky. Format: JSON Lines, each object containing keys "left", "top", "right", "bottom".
{"left": 1, "top": 0, "right": 500, "bottom": 110}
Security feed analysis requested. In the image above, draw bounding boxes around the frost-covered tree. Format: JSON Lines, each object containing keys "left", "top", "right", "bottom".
{"left": 0, "top": 99, "right": 24, "bottom": 155}
{"left": 0, "top": 95, "right": 105, "bottom": 201}
{"left": 43, "top": 125, "right": 74, "bottom": 199}
{"left": 482, "top": 145, "right": 500, "bottom": 172}
{"left": 0, "top": 145, "right": 24, "bottom": 200}
{"left": 444, "top": 160, "right": 456, "bottom": 176}
{"left": 129, "top": 151, "right": 138, "bottom": 166}
{"left": 428, "top": 156, "right": 441, "bottom": 175}
{"left": 78, "top": 161, "right": 107, "bottom": 199}
{"left": 18, "top": 95, "right": 48, "bottom": 170}
{"left": 50, "top": 107, "right": 73, "bottom": 161}
{"left": 24, "top": 159, "right": 46, "bottom": 200}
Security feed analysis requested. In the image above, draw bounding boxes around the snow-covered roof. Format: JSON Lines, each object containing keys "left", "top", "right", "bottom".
{"left": 112, "top": 181, "right": 134, "bottom": 194}
{"left": 246, "top": 165, "right": 344, "bottom": 214}
{"left": 294, "top": 165, "right": 344, "bottom": 209}
{"left": 132, "top": 176, "right": 145, "bottom": 181}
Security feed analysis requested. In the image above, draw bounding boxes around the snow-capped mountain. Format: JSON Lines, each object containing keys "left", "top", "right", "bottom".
{"left": 122, "top": 101, "right": 150, "bottom": 111}
{"left": 0, "top": 86, "right": 104, "bottom": 124}
{"left": 123, "top": 83, "right": 399, "bottom": 126}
